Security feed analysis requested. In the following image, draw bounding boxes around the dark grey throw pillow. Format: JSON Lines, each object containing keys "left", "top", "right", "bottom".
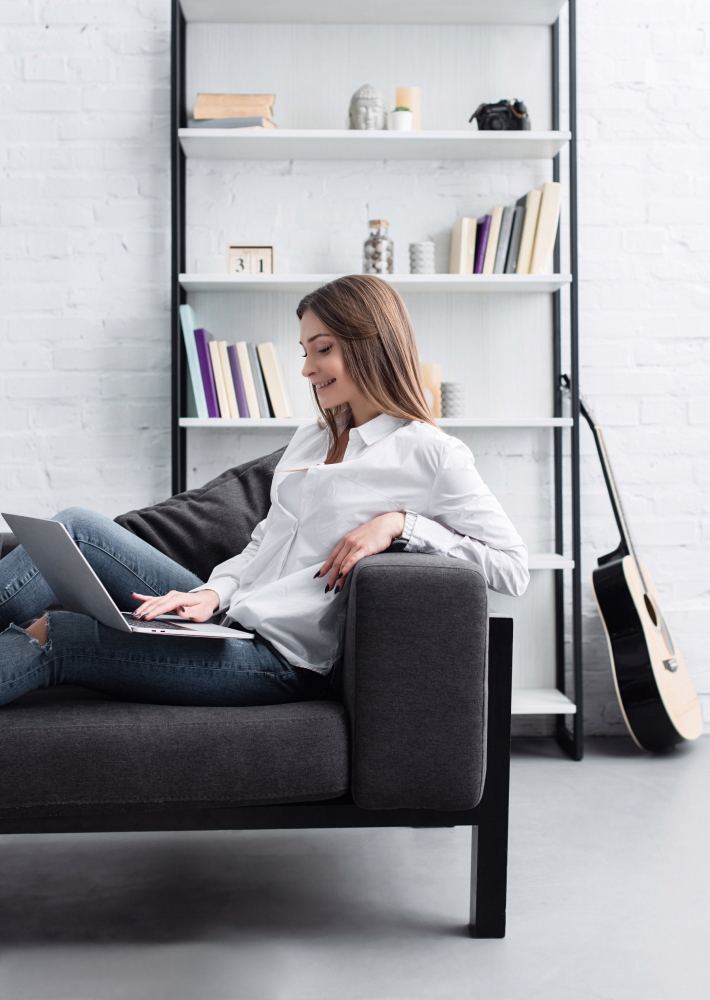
{"left": 114, "top": 447, "right": 286, "bottom": 582}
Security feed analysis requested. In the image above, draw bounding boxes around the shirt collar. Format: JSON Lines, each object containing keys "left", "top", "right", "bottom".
{"left": 349, "top": 413, "right": 408, "bottom": 447}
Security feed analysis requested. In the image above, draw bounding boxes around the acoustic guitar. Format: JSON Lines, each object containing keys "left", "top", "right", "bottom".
{"left": 580, "top": 395, "right": 703, "bottom": 751}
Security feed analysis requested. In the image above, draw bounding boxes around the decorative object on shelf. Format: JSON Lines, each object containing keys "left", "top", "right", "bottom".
{"left": 227, "top": 244, "right": 274, "bottom": 275}
{"left": 195, "top": 93, "right": 275, "bottom": 121}
{"left": 449, "top": 218, "right": 477, "bottom": 274}
{"left": 441, "top": 382, "right": 466, "bottom": 418}
{"left": 349, "top": 84, "right": 386, "bottom": 130}
{"left": 396, "top": 86, "right": 421, "bottom": 130}
{"left": 409, "top": 241, "right": 435, "bottom": 274}
{"left": 188, "top": 116, "right": 276, "bottom": 131}
{"left": 469, "top": 99, "right": 530, "bottom": 131}
{"left": 388, "top": 107, "right": 413, "bottom": 131}
{"left": 363, "top": 220, "right": 393, "bottom": 274}
{"left": 420, "top": 363, "right": 442, "bottom": 418}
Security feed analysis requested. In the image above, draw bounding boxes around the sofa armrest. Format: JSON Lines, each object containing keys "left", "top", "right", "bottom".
{"left": 341, "top": 552, "right": 489, "bottom": 811}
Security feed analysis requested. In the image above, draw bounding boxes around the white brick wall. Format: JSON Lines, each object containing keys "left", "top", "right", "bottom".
{"left": 1, "top": 0, "right": 708, "bottom": 734}
{"left": 577, "top": 0, "right": 710, "bottom": 734}
{"left": 0, "top": 0, "right": 171, "bottom": 525}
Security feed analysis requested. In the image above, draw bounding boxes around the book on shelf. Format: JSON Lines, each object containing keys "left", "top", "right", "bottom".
{"left": 449, "top": 217, "right": 477, "bottom": 275}
{"left": 482, "top": 206, "right": 503, "bottom": 275}
{"left": 226, "top": 344, "right": 249, "bottom": 417}
{"left": 218, "top": 341, "right": 240, "bottom": 418}
{"left": 188, "top": 117, "right": 276, "bottom": 130}
{"left": 208, "top": 340, "right": 231, "bottom": 418}
{"left": 193, "top": 328, "right": 220, "bottom": 418}
{"left": 247, "top": 342, "right": 273, "bottom": 418}
{"left": 493, "top": 206, "right": 514, "bottom": 274}
{"left": 257, "top": 342, "right": 293, "bottom": 419}
{"left": 179, "top": 304, "right": 208, "bottom": 419}
{"left": 516, "top": 188, "right": 543, "bottom": 275}
{"left": 504, "top": 204, "right": 525, "bottom": 274}
{"left": 530, "top": 182, "right": 563, "bottom": 274}
{"left": 235, "top": 341, "right": 261, "bottom": 417}
{"left": 194, "top": 93, "right": 275, "bottom": 120}
{"left": 473, "top": 214, "right": 492, "bottom": 274}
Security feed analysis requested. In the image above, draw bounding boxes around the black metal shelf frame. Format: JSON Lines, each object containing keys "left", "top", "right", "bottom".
{"left": 169, "top": 1, "right": 582, "bottom": 759}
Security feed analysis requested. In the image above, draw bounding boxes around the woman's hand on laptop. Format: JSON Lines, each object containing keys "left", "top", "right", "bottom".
{"left": 130, "top": 589, "right": 220, "bottom": 622}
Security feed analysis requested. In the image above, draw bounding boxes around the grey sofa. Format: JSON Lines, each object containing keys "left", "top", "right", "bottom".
{"left": 0, "top": 450, "right": 513, "bottom": 938}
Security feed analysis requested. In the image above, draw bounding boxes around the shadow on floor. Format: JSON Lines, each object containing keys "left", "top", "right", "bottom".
{"left": 0, "top": 829, "right": 468, "bottom": 946}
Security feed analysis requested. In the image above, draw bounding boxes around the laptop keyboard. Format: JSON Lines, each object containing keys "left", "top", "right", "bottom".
{"left": 122, "top": 614, "right": 191, "bottom": 632}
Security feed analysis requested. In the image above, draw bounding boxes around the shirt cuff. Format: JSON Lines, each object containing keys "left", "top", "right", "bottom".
{"left": 403, "top": 513, "right": 456, "bottom": 556}
{"left": 189, "top": 578, "right": 236, "bottom": 614}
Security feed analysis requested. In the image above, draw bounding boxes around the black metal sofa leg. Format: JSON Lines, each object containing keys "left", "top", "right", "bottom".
{"left": 469, "top": 822, "right": 508, "bottom": 938}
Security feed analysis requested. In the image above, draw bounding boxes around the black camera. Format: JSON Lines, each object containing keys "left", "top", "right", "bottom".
{"left": 469, "top": 100, "right": 530, "bottom": 131}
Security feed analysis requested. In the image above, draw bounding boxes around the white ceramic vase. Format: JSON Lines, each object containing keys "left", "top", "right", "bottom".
{"left": 388, "top": 110, "right": 414, "bottom": 131}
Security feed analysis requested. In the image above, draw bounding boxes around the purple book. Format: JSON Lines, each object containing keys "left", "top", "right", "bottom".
{"left": 193, "top": 328, "right": 219, "bottom": 418}
{"left": 474, "top": 214, "right": 492, "bottom": 274}
{"left": 227, "top": 344, "right": 249, "bottom": 418}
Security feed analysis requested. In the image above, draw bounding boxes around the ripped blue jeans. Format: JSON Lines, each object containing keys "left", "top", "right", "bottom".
{"left": 0, "top": 508, "right": 327, "bottom": 707}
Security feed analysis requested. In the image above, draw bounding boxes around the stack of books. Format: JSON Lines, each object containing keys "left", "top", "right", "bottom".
{"left": 180, "top": 305, "right": 292, "bottom": 419}
{"left": 189, "top": 93, "right": 277, "bottom": 131}
{"left": 450, "top": 181, "right": 563, "bottom": 276}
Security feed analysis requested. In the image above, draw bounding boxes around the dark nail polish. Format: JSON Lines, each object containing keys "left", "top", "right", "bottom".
{"left": 337, "top": 572, "right": 343, "bottom": 580}
{"left": 334, "top": 586, "right": 340, "bottom": 595}
{"left": 324, "top": 585, "right": 330, "bottom": 594}
{"left": 140, "top": 615, "right": 148, "bottom": 620}
{"left": 313, "top": 571, "right": 320, "bottom": 579}
{"left": 179, "top": 606, "right": 185, "bottom": 612}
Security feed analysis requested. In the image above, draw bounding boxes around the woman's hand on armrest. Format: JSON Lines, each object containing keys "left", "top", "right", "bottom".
{"left": 316, "top": 511, "right": 406, "bottom": 594}
{"left": 130, "top": 589, "right": 221, "bottom": 622}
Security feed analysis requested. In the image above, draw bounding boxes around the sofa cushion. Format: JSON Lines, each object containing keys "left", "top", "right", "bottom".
{"left": 0, "top": 686, "right": 348, "bottom": 817}
{"left": 114, "top": 447, "right": 286, "bottom": 581}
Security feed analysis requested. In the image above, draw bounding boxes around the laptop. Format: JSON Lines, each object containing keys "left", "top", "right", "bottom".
{"left": 2, "top": 513, "right": 253, "bottom": 640}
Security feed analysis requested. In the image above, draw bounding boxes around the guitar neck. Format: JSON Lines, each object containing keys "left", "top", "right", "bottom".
{"left": 578, "top": 397, "right": 636, "bottom": 566}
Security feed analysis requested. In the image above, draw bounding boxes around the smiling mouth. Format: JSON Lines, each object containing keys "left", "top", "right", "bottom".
{"left": 314, "top": 378, "right": 336, "bottom": 391}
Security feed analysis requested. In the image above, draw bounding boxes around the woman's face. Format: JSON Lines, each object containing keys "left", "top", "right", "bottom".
{"left": 300, "top": 308, "right": 361, "bottom": 411}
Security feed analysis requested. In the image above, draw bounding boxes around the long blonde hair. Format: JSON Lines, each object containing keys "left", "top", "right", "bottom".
{"left": 296, "top": 275, "right": 436, "bottom": 460}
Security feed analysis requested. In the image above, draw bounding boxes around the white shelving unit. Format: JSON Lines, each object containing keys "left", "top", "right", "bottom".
{"left": 180, "top": 273, "right": 572, "bottom": 294}
{"left": 173, "top": 0, "right": 579, "bottom": 732}
{"left": 179, "top": 128, "right": 570, "bottom": 161}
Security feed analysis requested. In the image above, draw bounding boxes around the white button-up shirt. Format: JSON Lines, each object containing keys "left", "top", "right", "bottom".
{"left": 201, "top": 414, "right": 529, "bottom": 674}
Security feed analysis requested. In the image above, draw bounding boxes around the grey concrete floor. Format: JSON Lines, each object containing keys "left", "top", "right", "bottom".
{"left": 0, "top": 737, "right": 707, "bottom": 1000}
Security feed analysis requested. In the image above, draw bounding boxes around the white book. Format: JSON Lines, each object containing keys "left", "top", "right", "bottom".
{"left": 235, "top": 341, "right": 260, "bottom": 418}
{"left": 217, "top": 340, "right": 240, "bottom": 418}
{"left": 530, "top": 182, "right": 563, "bottom": 275}
{"left": 516, "top": 189, "right": 543, "bottom": 275}
{"left": 257, "top": 342, "right": 293, "bottom": 418}
{"left": 449, "top": 217, "right": 477, "bottom": 274}
{"left": 208, "top": 340, "right": 230, "bottom": 418}
{"left": 179, "top": 304, "right": 208, "bottom": 419}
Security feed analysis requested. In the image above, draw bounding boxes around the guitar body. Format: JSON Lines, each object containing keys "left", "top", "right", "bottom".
{"left": 592, "top": 555, "right": 703, "bottom": 751}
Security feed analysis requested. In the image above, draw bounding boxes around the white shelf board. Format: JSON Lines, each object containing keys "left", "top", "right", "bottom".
{"left": 180, "top": 274, "right": 571, "bottom": 294}
{"left": 178, "top": 129, "right": 570, "bottom": 162}
{"left": 511, "top": 688, "right": 577, "bottom": 715}
{"left": 180, "top": 417, "right": 573, "bottom": 429}
{"left": 180, "top": 0, "right": 566, "bottom": 26}
{"left": 528, "top": 554, "right": 575, "bottom": 570}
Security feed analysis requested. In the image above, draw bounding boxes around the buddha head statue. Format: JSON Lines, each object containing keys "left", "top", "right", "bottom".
{"left": 349, "top": 84, "right": 386, "bottom": 130}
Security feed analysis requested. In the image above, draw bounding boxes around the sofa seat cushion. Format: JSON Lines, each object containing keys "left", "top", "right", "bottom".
{"left": 0, "top": 687, "right": 349, "bottom": 817}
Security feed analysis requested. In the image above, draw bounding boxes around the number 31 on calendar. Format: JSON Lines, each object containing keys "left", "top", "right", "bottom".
{"left": 227, "top": 244, "right": 274, "bottom": 275}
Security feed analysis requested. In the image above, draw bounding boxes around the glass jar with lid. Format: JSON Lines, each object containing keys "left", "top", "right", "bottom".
{"left": 363, "top": 219, "right": 393, "bottom": 274}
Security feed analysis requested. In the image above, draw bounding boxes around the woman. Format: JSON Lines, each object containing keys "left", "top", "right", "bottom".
{"left": 0, "top": 275, "right": 528, "bottom": 707}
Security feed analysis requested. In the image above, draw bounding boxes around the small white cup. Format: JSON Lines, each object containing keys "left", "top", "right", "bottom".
{"left": 388, "top": 110, "right": 414, "bottom": 131}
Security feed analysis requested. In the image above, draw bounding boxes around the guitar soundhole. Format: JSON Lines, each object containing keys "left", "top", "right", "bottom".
{"left": 644, "top": 594, "right": 658, "bottom": 627}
